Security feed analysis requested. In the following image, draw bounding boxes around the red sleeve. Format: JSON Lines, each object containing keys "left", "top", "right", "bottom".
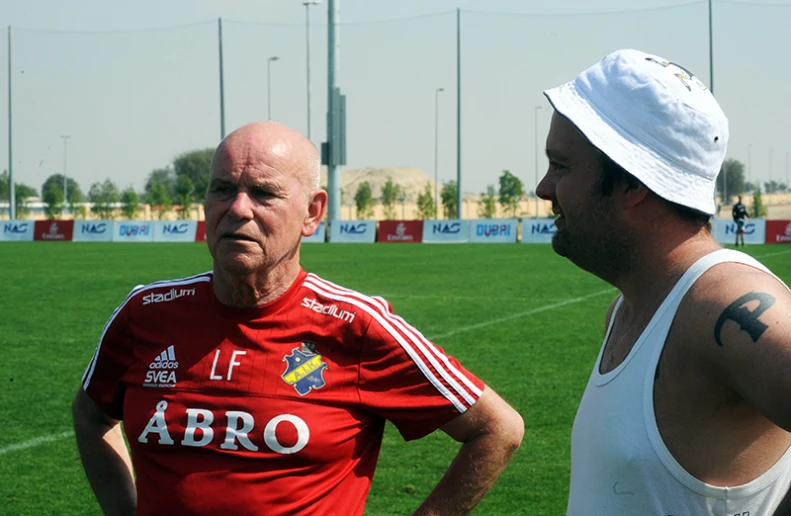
{"left": 81, "top": 289, "right": 138, "bottom": 420}
{"left": 357, "top": 296, "right": 485, "bottom": 441}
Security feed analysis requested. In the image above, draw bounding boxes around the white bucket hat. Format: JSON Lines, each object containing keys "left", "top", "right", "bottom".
{"left": 544, "top": 49, "right": 728, "bottom": 215}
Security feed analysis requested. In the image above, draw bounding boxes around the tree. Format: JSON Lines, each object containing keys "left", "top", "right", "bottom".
{"left": 88, "top": 179, "right": 120, "bottom": 219}
{"left": 1, "top": 170, "right": 38, "bottom": 217}
{"left": 353, "top": 182, "right": 375, "bottom": 219}
{"left": 175, "top": 175, "right": 195, "bottom": 219}
{"left": 42, "top": 181, "right": 65, "bottom": 219}
{"left": 0, "top": 169, "right": 6, "bottom": 202}
{"left": 764, "top": 181, "right": 781, "bottom": 194}
{"left": 380, "top": 177, "right": 401, "bottom": 220}
{"left": 173, "top": 148, "right": 214, "bottom": 202}
{"left": 440, "top": 181, "right": 458, "bottom": 219}
{"left": 751, "top": 190, "right": 768, "bottom": 218}
{"left": 716, "top": 159, "right": 745, "bottom": 203}
{"left": 14, "top": 184, "right": 37, "bottom": 218}
{"left": 416, "top": 182, "right": 436, "bottom": 220}
{"left": 145, "top": 167, "right": 176, "bottom": 200}
{"left": 478, "top": 185, "right": 497, "bottom": 219}
{"left": 41, "top": 174, "right": 81, "bottom": 204}
{"left": 399, "top": 193, "right": 409, "bottom": 219}
{"left": 69, "top": 186, "right": 86, "bottom": 218}
{"left": 120, "top": 187, "right": 140, "bottom": 219}
{"left": 148, "top": 183, "right": 172, "bottom": 220}
{"left": 498, "top": 170, "right": 524, "bottom": 217}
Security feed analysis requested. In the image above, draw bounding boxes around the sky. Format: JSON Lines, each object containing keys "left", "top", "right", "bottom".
{"left": 1, "top": 0, "right": 790, "bottom": 201}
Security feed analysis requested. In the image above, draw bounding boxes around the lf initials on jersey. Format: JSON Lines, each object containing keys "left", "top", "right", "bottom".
{"left": 138, "top": 400, "right": 310, "bottom": 455}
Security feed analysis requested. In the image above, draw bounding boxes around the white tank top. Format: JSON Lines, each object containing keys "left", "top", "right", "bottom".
{"left": 567, "top": 249, "right": 791, "bottom": 516}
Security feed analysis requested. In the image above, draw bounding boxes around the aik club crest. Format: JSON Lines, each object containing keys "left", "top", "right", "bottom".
{"left": 281, "top": 343, "right": 328, "bottom": 395}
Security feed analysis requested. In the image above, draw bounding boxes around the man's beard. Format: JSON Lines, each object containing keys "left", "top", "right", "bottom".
{"left": 550, "top": 206, "right": 630, "bottom": 282}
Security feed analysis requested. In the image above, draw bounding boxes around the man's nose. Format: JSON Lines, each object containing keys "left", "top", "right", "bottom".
{"left": 228, "top": 191, "right": 254, "bottom": 220}
{"left": 535, "top": 172, "right": 555, "bottom": 201}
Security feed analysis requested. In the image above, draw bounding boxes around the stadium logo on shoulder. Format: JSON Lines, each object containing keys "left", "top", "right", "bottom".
{"left": 142, "top": 287, "right": 196, "bottom": 305}
{"left": 301, "top": 297, "right": 355, "bottom": 323}
{"left": 281, "top": 343, "right": 328, "bottom": 396}
{"left": 144, "top": 345, "right": 179, "bottom": 388}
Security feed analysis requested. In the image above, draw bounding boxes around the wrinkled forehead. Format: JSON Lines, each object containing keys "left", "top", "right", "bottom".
{"left": 211, "top": 137, "right": 299, "bottom": 183}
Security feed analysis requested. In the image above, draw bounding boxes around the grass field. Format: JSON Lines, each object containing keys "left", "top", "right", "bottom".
{"left": 1, "top": 242, "right": 789, "bottom": 515}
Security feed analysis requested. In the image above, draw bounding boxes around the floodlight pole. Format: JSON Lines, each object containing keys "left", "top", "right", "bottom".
{"left": 218, "top": 18, "right": 226, "bottom": 139}
{"left": 434, "top": 87, "right": 444, "bottom": 218}
{"left": 303, "top": 1, "right": 320, "bottom": 140}
{"left": 455, "top": 9, "right": 462, "bottom": 219}
{"left": 61, "top": 135, "right": 70, "bottom": 215}
{"left": 708, "top": 0, "right": 714, "bottom": 95}
{"left": 326, "top": 0, "right": 341, "bottom": 222}
{"left": 748, "top": 143, "right": 752, "bottom": 187}
{"left": 8, "top": 27, "right": 15, "bottom": 220}
{"left": 534, "top": 105, "right": 542, "bottom": 218}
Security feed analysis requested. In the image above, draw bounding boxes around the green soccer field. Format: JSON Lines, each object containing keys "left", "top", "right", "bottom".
{"left": 1, "top": 242, "right": 789, "bottom": 515}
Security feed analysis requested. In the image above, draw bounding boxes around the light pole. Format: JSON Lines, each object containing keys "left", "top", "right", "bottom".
{"left": 303, "top": 1, "right": 320, "bottom": 140}
{"left": 61, "top": 135, "right": 70, "bottom": 215}
{"left": 748, "top": 143, "right": 752, "bottom": 188}
{"left": 534, "top": 106, "right": 542, "bottom": 218}
{"left": 267, "top": 56, "right": 279, "bottom": 120}
{"left": 769, "top": 147, "right": 773, "bottom": 186}
{"left": 434, "top": 87, "right": 444, "bottom": 218}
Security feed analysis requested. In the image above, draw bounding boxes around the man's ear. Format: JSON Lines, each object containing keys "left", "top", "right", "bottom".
{"left": 302, "top": 190, "right": 328, "bottom": 237}
{"left": 622, "top": 178, "right": 649, "bottom": 209}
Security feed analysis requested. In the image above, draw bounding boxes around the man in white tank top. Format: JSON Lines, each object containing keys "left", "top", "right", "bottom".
{"left": 536, "top": 49, "right": 791, "bottom": 515}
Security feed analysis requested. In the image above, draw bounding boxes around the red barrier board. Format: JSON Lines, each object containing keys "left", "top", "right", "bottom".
{"left": 195, "top": 221, "right": 207, "bottom": 242}
{"left": 33, "top": 220, "right": 74, "bottom": 241}
{"left": 377, "top": 220, "right": 423, "bottom": 243}
{"left": 765, "top": 220, "right": 791, "bottom": 244}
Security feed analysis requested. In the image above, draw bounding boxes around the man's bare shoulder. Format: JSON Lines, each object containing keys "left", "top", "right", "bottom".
{"left": 673, "top": 261, "right": 791, "bottom": 427}
{"left": 677, "top": 262, "right": 790, "bottom": 348}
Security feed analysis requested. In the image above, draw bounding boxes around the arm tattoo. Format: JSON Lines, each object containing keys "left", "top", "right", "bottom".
{"left": 714, "top": 292, "right": 776, "bottom": 347}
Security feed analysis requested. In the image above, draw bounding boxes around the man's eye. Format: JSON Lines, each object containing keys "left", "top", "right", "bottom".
{"left": 253, "top": 189, "right": 275, "bottom": 198}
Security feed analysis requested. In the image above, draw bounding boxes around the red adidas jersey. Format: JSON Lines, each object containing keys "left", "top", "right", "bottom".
{"left": 82, "top": 268, "right": 484, "bottom": 516}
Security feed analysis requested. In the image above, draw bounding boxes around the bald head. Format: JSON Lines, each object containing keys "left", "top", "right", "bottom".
{"left": 211, "top": 122, "right": 320, "bottom": 193}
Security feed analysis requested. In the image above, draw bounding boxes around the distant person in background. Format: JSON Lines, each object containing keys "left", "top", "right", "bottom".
{"left": 72, "top": 121, "right": 524, "bottom": 516}
{"left": 536, "top": 49, "right": 791, "bottom": 515}
{"left": 732, "top": 194, "right": 750, "bottom": 246}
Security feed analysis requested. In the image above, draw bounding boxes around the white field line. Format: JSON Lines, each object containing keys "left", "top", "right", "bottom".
{"left": 755, "top": 249, "right": 791, "bottom": 260}
{"left": 428, "top": 288, "right": 616, "bottom": 340}
{"left": 0, "top": 430, "right": 73, "bottom": 456}
{"left": 425, "top": 248, "right": 790, "bottom": 341}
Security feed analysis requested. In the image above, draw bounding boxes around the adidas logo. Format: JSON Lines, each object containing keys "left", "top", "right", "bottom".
{"left": 144, "top": 345, "right": 178, "bottom": 388}
{"left": 149, "top": 345, "right": 179, "bottom": 369}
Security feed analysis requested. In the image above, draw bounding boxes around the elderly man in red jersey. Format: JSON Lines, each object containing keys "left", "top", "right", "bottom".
{"left": 72, "top": 121, "right": 524, "bottom": 516}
